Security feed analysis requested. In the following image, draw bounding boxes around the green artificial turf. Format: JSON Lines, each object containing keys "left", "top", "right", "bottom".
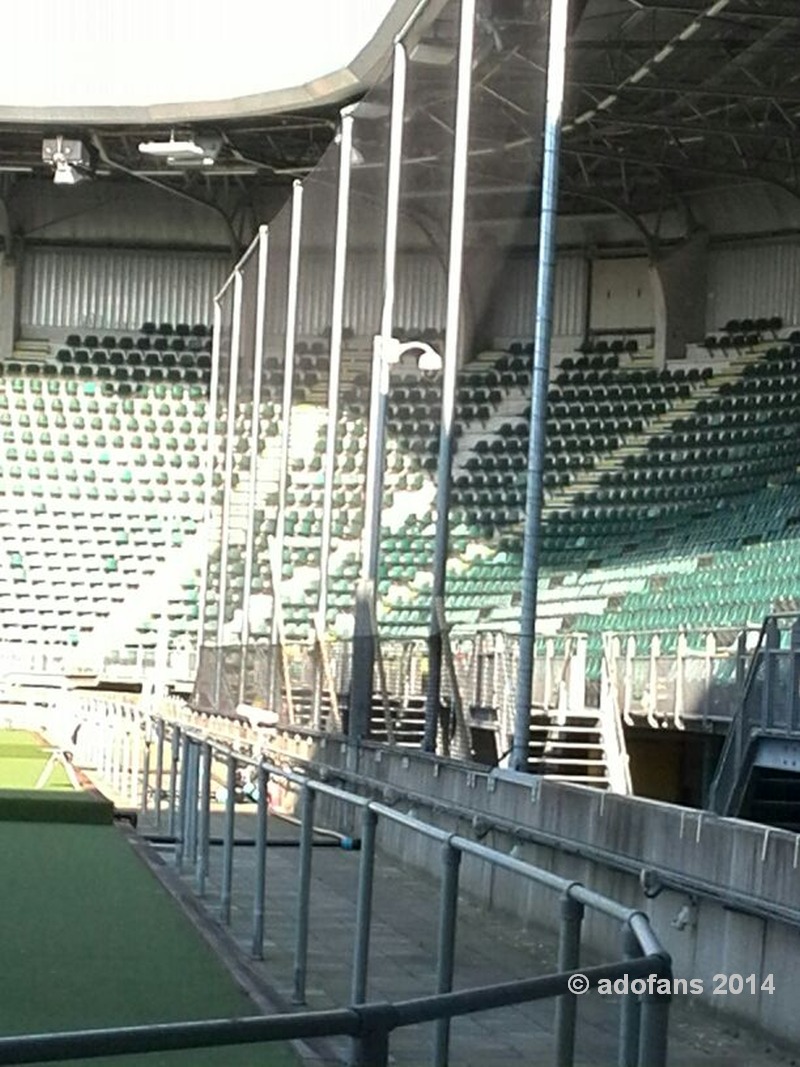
{"left": 0, "top": 787, "right": 114, "bottom": 824}
{"left": 0, "top": 729, "right": 73, "bottom": 790}
{"left": 0, "top": 743, "right": 300, "bottom": 1066}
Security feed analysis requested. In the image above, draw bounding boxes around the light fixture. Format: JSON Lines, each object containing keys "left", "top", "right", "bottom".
{"left": 333, "top": 125, "right": 365, "bottom": 167}
{"left": 42, "top": 137, "right": 92, "bottom": 185}
{"left": 417, "top": 347, "right": 443, "bottom": 372}
{"left": 378, "top": 337, "right": 442, "bottom": 372}
{"left": 138, "top": 133, "right": 221, "bottom": 167}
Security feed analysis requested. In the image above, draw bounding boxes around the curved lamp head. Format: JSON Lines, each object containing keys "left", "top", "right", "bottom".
{"left": 416, "top": 346, "right": 442, "bottom": 372}
{"left": 374, "top": 335, "right": 442, "bottom": 374}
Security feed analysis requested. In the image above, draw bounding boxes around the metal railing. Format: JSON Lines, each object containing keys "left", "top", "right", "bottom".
{"left": 600, "top": 626, "right": 755, "bottom": 727}
{"left": 191, "top": 624, "right": 750, "bottom": 749}
{"left": 0, "top": 946, "right": 669, "bottom": 1067}
{"left": 708, "top": 613, "right": 800, "bottom": 814}
{"left": 22, "top": 695, "right": 674, "bottom": 1067}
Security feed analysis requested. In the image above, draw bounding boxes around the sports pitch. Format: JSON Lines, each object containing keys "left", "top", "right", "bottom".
{"left": 0, "top": 729, "right": 297, "bottom": 1067}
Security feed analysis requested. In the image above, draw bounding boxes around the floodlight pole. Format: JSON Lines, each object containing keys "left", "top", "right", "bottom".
{"left": 239, "top": 226, "right": 269, "bottom": 704}
{"left": 314, "top": 110, "right": 354, "bottom": 729}
{"left": 213, "top": 269, "right": 243, "bottom": 712}
{"left": 270, "top": 181, "right": 304, "bottom": 714}
{"left": 349, "top": 41, "right": 408, "bottom": 743}
{"left": 512, "top": 0, "right": 570, "bottom": 772}
{"left": 422, "top": 0, "right": 478, "bottom": 753}
{"left": 197, "top": 297, "right": 223, "bottom": 671}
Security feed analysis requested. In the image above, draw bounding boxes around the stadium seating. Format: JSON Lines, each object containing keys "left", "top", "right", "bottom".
{"left": 3, "top": 324, "right": 800, "bottom": 679}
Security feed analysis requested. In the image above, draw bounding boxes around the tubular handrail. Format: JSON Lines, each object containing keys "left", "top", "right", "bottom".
{"left": 0, "top": 955, "right": 668, "bottom": 1066}
{"left": 739, "top": 612, "right": 800, "bottom": 701}
{"left": 67, "top": 696, "right": 672, "bottom": 1067}
{"left": 707, "top": 612, "right": 800, "bottom": 813}
{"left": 169, "top": 699, "right": 800, "bottom": 927}
{"left": 93, "top": 700, "right": 667, "bottom": 957}
{"left": 155, "top": 715, "right": 662, "bottom": 940}
{"left": 218, "top": 716, "right": 800, "bottom": 929}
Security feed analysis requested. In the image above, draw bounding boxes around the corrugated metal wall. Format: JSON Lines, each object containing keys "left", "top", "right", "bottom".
{"left": 555, "top": 255, "right": 589, "bottom": 337}
{"left": 22, "top": 243, "right": 590, "bottom": 342}
{"left": 298, "top": 249, "right": 452, "bottom": 332}
{"left": 344, "top": 254, "right": 383, "bottom": 334}
{"left": 706, "top": 241, "right": 800, "bottom": 330}
{"left": 296, "top": 252, "right": 336, "bottom": 337}
{"left": 21, "top": 247, "right": 230, "bottom": 332}
{"left": 487, "top": 253, "right": 589, "bottom": 339}
{"left": 298, "top": 250, "right": 449, "bottom": 336}
{"left": 298, "top": 250, "right": 587, "bottom": 339}
{"left": 395, "top": 253, "right": 448, "bottom": 332}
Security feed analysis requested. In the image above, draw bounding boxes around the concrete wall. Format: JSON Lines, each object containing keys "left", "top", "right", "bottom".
{"left": 266, "top": 728, "right": 800, "bottom": 1046}
{"left": 0, "top": 255, "right": 17, "bottom": 362}
{"left": 651, "top": 231, "right": 709, "bottom": 365}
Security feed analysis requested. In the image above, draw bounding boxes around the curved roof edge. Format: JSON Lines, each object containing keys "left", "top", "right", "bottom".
{"left": 0, "top": 0, "right": 423, "bottom": 126}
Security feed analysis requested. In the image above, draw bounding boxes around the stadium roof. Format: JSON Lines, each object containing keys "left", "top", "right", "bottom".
{"left": 0, "top": 0, "right": 798, "bottom": 246}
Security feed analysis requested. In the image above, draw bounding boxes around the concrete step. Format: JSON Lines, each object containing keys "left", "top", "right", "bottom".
{"left": 530, "top": 723, "right": 602, "bottom": 733}
{"left": 548, "top": 774, "right": 610, "bottom": 784}
{"left": 537, "top": 756, "right": 608, "bottom": 767}
{"left": 533, "top": 740, "right": 605, "bottom": 751}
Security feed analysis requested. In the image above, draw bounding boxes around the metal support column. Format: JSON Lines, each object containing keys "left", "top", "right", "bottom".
{"left": 351, "top": 806, "right": 377, "bottom": 1005}
{"left": 131, "top": 715, "right": 142, "bottom": 807}
{"left": 251, "top": 764, "right": 269, "bottom": 960}
{"left": 141, "top": 727, "right": 151, "bottom": 816}
{"left": 293, "top": 784, "right": 316, "bottom": 1004}
{"left": 175, "top": 731, "right": 190, "bottom": 871}
{"left": 214, "top": 269, "right": 244, "bottom": 712}
{"left": 220, "top": 754, "right": 237, "bottom": 924}
{"left": 186, "top": 741, "right": 200, "bottom": 868}
{"left": 638, "top": 974, "right": 670, "bottom": 1067}
{"left": 314, "top": 111, "right": 354, "bottom": 729}
{"left": 433, "top": 841, "right": 461, "bottom": 1067}
{"left": 554, "top": 894, "right": 584, "bottom": 1067}
{"left": 196, "top": 741, "right": 212, "bottom": 898}
{"left": 512, "top": 0, "right": 570, "bottom": 771}
{"left": 619, "top": 924, "right": 642, "bottom": 1067}
{"left": 422, "top": 0, "right": 478, "bottom": 751}
{"left": 239, "top": 227, "right": 270, "bottom": 703}
{"left": 168, "top": 725, "right": 180, "bottom": 837}
{"left": 270, "top": 181, "right": 303, "bottom": 714}
{"left": 154, "top": 718, "right": 164, "bottom": 828}
{"left": 196, "top": 299, "right": 223, "bottom": 672}
{"left": 349, "top": 42, "right": 408, "bottom": 744}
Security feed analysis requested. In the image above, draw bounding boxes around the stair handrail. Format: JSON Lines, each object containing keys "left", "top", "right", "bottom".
{"left": 707, "top": 613, "right": 799, "bottom": 813}
{"left": 312, "top": 620, "right": 342, "bottom": 733}
{"left": 434, "top": 597, "right": 472, "bottom": 760}
{"left": 600, "top": 634, "right": 633, "bottom": 795}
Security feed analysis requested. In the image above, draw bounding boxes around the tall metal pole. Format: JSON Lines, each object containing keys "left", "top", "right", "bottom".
{"left": 512, "top": 0, "right": 570, "bottom": 772}
{"left": 196, "top": 298, "right": 223, "bottom": 694}
{"left": 270, "top": 182, "right": 303, "bottom": 713}
{"left": 214, "top": 270, "right": 243, "bottom": 712}
{"left": 422, "top": 0, "right": 478, "bottom": 752}
{"left": 350, "top": 42, "right": 408, "bottom": 743}
{"left": 313, "top": 111, "right": 354, "bottom": 728}
{"left": 239, "top": 227, "right": 269, "bottom": 703}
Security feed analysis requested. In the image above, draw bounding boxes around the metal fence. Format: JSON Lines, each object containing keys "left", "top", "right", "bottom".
{"left": 709, "top": 613, "right": 800, "bottom": 814}
{"left": 190, "top": 625, "right": 747, "bottom": 750}
{"left": 18, "top": 694, "right": 673, "bottom": 1067}
{"left": 600, "top": 626, "right": 754, "bottom": 727}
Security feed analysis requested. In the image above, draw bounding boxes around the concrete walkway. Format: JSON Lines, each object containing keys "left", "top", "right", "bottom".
{"left": 136, "top": 802, "right": 792, "bottom": 1067}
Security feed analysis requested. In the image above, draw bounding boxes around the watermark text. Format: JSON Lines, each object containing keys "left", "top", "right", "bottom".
{"left": 567, "top": 973, "right": 775, "bottom": 997}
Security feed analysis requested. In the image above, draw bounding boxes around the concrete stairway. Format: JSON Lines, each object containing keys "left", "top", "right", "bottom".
{"left": 528, "top": 703, "right": 631, "bottom": 792}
